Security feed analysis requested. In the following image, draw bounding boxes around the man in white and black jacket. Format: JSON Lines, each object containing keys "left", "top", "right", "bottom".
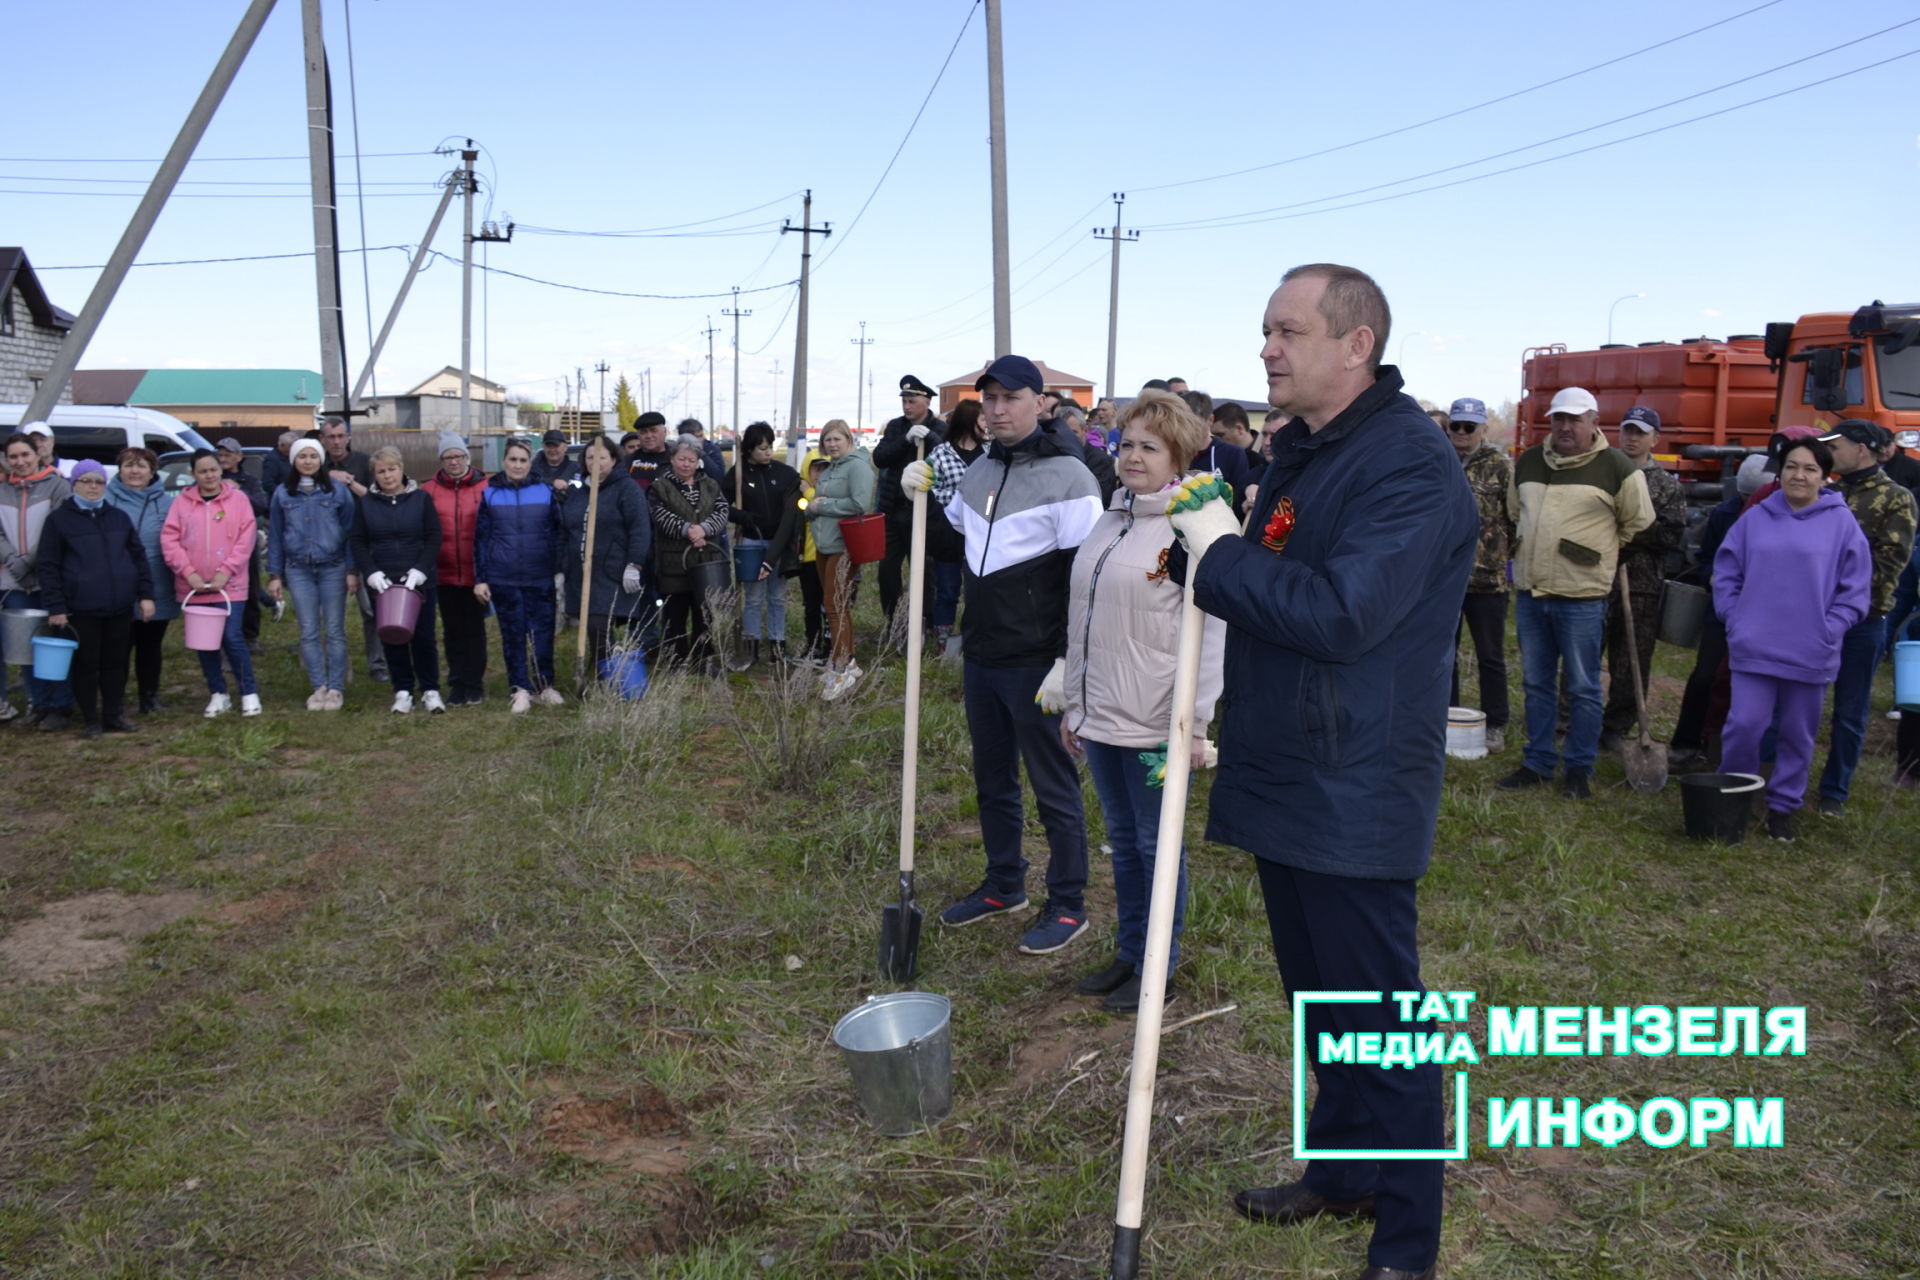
{"left": 904, "top": 355, "right": 1102, "bottom": 956}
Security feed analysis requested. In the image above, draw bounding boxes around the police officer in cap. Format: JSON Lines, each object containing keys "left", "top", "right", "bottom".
{"left": 871, "top": 374, "right": 947, "bottom": 643}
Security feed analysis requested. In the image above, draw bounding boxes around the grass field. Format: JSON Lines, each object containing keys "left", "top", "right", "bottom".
{"left": 2, "top": 599, "right": 1917, "bottom": 1279}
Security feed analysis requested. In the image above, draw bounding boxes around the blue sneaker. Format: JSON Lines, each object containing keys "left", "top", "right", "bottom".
{"left": 939, "top": 885, "right": 1029, "bottom": 927}
{"left": 1017, "top": 903, "right": 1090, "bottom": 955}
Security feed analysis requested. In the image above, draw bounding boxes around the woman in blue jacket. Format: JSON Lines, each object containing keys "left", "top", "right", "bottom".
{"left": 557, "top": 434, "right": 652, "bottom": 688}
{"left": 352, "top": 448, "right": 444, "bottom": 715}
{"left": 268, "top": 438, "right": 359, "bottom": 710}
{"left": 104, "top": 447, "right": 180, "bottom": 713}
{"left": 476, "top": 438, "right": 563, "bottom": 710}
{"left": 38, "top": 461, "right": 155, "bottom": 737}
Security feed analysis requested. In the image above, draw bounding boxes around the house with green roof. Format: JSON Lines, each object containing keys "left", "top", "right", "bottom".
{"left": 73, "top": 367, "right": 325, "bottom": 444}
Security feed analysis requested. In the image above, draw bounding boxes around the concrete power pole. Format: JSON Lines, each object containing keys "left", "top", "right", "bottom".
{"left": 21, "top": 0, "right": 279, "bottom": 425}
{"left": 457, "top": 144, "right": 477, "bottom": 436}
{"left": 595, "top": 360, "right": 609, "bottom": 413}
{"left": 781, "top": 191, "right": 831, "bottom": 441}
{"left": 701, "top": 316, "right": 720, "bottom": 432}
{"left": 723, "top": 286, "right": 752, "bottom": 442}
{"left": 1093, "top": 193, "right": 1140, "bottom": 404}
{"left": 985, "top": 0, "right": 1011, "bottom": 357}
{"left": 302, "top": 0, "right": 348, "bottom": 422}
{"left": 851, "top": 320, "right": 873, "bottom": 432}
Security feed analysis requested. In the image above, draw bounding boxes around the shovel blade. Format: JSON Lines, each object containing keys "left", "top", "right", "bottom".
{"left": 1623, "top": 738, "right": 1668, "bottom": 793}
{"left": 877, "top": 903, "right": 923, "bottom": 982}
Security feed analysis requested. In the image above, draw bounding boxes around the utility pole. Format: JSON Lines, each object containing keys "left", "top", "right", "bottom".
{"left": 723, "top": 286, "right": 751, "bottom": 442}
{"left": 22, "top": 0, "right": 279, "bottom": 425}
{"left": 985, "top": 0, "right": 1011, "bottom": 357}
{"left": 595, "top": 360, "right": 609, "bottom": 413}
{"left": 781, "top": 191, "right": 831, "bottom": 442}
{"left": 1093, "top": 192, "right": 1140, "bottom": 404}
{"left": 456, "top": 144, "right": 476, "bottom": 436}
{"left": 701, "top": 315, "right": 720, "bottom": 432}
{"left": 576, "top": 367, "right": 588, "bottom": 436}
{"left": 771, "top": 359, "right": 785, "bottom": 431}
{"left": 302, "top": 0, "right": 348, "bottom": 423}
{"left": 642, "top": 367, "right": 652, "bottom": 414}
{"left": 851, "top": 320, "right": 873, "bottom": 432}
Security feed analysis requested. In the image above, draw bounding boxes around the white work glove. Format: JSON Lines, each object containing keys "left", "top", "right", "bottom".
{"left": 401, "top": 569, "right": 426, "bottom": 592}
{"left": 902, "top": 460, "right": 934, "bottom": 493}
{"left": 621, "top": 565, "right": 643, "bottom": 594}
{"left": 1033, "top": 657, "right": 1068, "bottom": 715}
{"left": 1166, "top": 475, "right": 1240, "bottom": 566}
{"left": 366, "top": 571, "right": 392, "bottom": 593}
{"left": 905, "top": 422, "right": 932, "bottom": 443}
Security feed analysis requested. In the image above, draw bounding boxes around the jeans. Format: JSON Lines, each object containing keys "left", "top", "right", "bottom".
{"left": 1451, "top": 590, "right": 1509, "bottom": 729}
{"left": 379, "top": 585, "right": 440, "bottom": 697}
{"left": 962, "top": 661, "right": 1087, "bottom": 913}
{"left": 284, "top": 559, "right": 349, "bottom": 691}
{"left": 931, "top": 560, "right": 964, "bottom": 629}
{"left": 737, "top": 538, "right": 787, "bottom": 641}
{"left": 1817, "top": 616, "right": 1886, "bottom": 805}
{"left": 493, "top": 581, "right": 556, "bottom": 692}
{"left": 1082, "top": 739, "right": 1187, "bottom": 976}
{"left": 1516, "top": 592, "right": 1607, "bottom": 776}
{"left": 1723, "top": 672, "right": 1824, "bottom": 814}
{"left": 196, "top": 597, "right": 257, "bottom": 697}
{"left": 2, "top": 587, "right": 74, "bottom": 710}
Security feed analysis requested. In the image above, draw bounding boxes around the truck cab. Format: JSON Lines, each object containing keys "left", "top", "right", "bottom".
{"left": 1768, "top": 301, "right": 1920, "bottom": 443}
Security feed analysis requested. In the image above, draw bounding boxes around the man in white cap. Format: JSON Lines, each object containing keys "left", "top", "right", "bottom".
{"left": 21, "top": 421, "right": 73, "bottom": 478}
{"left": 1500, "top": 387, "right": 1652, "bottom": 798}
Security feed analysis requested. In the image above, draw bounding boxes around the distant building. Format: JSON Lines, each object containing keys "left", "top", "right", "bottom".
{"left": 359, "top": 368, "right": 509, "bottom": 435}
{"left": 72, "top": 367, "right": 325, "bottom": 444}
{"left": 937, "top": 360, "right": 1096, "bottom": 417}
{"left": 0, "top": 248, "right": 76, "bottom": 406}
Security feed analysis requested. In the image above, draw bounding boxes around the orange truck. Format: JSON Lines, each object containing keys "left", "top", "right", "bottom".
{"left": 1518, "top": 301, "right": 1920, "bottom": 503}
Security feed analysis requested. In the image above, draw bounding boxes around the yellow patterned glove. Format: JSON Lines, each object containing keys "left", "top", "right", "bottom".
{"left": 1166, "top": 474, "right": 1239, "bottom": 565}
{"left": 1139, "top": 742, "right": 1169, "bottom": 789}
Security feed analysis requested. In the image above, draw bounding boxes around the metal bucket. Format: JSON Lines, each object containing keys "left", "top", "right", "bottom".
{"left": 2, "top": 607, "right": 48, "bottom": 666}
{"left": 831, "top": 992, "right": 952, "bottom": 1137}
{"left": 1659, "top": 581, "right": 1709, "bottom": 649}
{"left": 1445, "top": 706, "right": 1487, "bottom": 759}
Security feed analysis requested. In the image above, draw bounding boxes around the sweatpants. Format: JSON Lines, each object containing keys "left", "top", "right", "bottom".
{"left": 1720, "top": 671, "right": 1824, "bottom": 814}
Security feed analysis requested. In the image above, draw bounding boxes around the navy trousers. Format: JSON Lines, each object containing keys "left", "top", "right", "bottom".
{"left": 1254, "top": 858, "right": 1445, "bottom": 1273}
{"left": 961, "top": 661, "right": 1087, "bottom": 913}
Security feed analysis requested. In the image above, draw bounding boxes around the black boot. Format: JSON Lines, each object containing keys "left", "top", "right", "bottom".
{"left": 747, "top": 639, "right": 761, "bottom": 667}
{"left": 768, "top": 640, "right": 788, "bottom": 665}
{"left": 138, "top": 691, "right": 162, "bottom": 714}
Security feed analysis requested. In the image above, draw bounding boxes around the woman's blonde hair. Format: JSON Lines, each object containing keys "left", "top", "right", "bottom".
{"left": 1115, "top": 389, "right": 1209, "bottom": 464}
{"left": 819, "top": 419, "right": 854, "bottom": 448}
{"left": 370, "top": 446, "right": 406, "bottom": 470}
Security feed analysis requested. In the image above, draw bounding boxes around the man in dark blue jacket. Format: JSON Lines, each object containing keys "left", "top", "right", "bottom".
{"left": 1169, "top": 264, "right": 1475, "bottom": 1280}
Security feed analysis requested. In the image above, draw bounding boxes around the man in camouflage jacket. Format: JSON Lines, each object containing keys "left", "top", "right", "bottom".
{"left": 1446, "top": 398, "right": 1514, "bottom": 748}
{"left": 1816, "top": 420, "right": 1918, "bottom": 812}
{"left": 1601, "top": 408, "right": 1686, "bottom": 743}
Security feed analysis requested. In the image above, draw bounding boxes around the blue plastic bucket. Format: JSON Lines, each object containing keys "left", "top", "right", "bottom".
{"left": 598, "top": 651, "right": 648, "bottom": 700}
{"left": 31, "top": 634, "right": 78, "bottom": 681}
{"left": 1895, "top": 617, "right": 1920, "bottom": 712}
{"left": 733, "top": 543, "right": 766, "bottom": 583}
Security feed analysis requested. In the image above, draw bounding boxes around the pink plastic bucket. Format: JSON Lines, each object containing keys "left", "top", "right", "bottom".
{"left": 182, "top": 590, "right": 231, "bottom": 651}
{"left": 376, "top": 584, "right": 424, "bottom": 644}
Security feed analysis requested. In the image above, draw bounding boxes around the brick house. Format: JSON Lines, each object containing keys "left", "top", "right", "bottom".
{"left": 0, "top": 248, "right": 76, "bottom": 406}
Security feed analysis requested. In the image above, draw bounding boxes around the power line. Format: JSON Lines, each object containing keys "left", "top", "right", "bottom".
{"left": 422, "top": 249, "right": 800, "bottom": 301}
{"left": 512, "top": 191, "right": 805, "bottom": 237}
{"left": 813, "top": 0, "right": 979, "bottom": 272}
{"left": 515, "top": 221, "right": 783, "bottom": 239}
{"left": 0, "top": 186, "right": 431, "bottom": 199}
{"left": 747, "top": 286, "right": 800, "bottom": 356}
{"left": 877, "top": 194, "right": 1108, "bottom": 329}
{"left": 1130, "top": 0, "right": 1789, "bottom": 195}
{"left": 0, "top": 173, "right": 426, "bottom": 185}
{"left": 1139, "top": 16, "right": 1920, "bottom": 231}
{"left": 0, "top": 150, "right": 435, "bottom": 163}
{"left": 1145, "top": 43, "right": 1920, "bottom": 232}
{"left": 38, "top": 246, "right": 411, "bottom": 270}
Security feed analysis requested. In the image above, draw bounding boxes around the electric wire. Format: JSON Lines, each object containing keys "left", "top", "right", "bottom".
{"left": 1137, "top": 17, "right": 1920, "bottom": 231}
{"left": 889, "top": 245, "right": 1109, "bottom": 348}
{"left": 421, "top": 250, "right": 799, "bottom": 301}
{"left": 1129, "top": 0, "right": 1789, "bottom": 194}
{"left": 0, "top": 150, "right": 434, "bottom": 163}
{"left": 514, "top": 192, "right": 806, "bottom": 237}
{"left": 877, "top": 195, "right": 1109, "bottom": 330}
{"left": 0, "top": 173, "right": 425, "bottom": 185}
{"left": 37, "top": 246, "right": 411, "bottom": 270}
{"left": 0, "top": 187, "right": 431, "bottom": 199}
{"left": 1145, "top": 44, "right": 1920, "bottom": 232}
{"left": 746, "top": 286, "right": 800, "bottom": 356}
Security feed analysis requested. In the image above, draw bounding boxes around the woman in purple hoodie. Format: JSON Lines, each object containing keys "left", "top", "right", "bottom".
{"left": 1714, "top": 438, "right": 1871, "bottom": 841}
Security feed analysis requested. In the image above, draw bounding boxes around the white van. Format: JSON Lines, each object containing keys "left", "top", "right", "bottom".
{"left": 0, "top": 404, "right": 214, "bottom": 469}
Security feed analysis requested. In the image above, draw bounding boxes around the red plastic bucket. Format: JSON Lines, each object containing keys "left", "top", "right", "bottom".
{"left": 839, "top": 514, "right": 886, "bottom": 565}
{"left": 375, "top": 584, "right": 425, "bottom": 644}
{"left": 182, "top": 590, "right": 231, "bottom": 651}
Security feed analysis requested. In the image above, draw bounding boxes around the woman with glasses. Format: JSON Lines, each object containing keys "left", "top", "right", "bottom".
{"left": 38, "top": 460, "right": 155, "bottom": 737}
{"left": 104, "top": 447, "right": 179, "bottom": 713}
{"left": 424, "top": 434, "right": 490, "bottom": 705}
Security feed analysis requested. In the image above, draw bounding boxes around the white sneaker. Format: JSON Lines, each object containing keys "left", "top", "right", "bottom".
{"left": 1888, "top": 708, "right": 1903, "bottom": 721}
{"left": 306, "top": 689, "right": 327, "bottom": 711}
{"left": 821, "top": 663, "right": 862, "bottom": 703}
{"left": 509, "top": 688, "right": 532, "bottom": 714}
{"left": 421, "top": 690, "right": 446, "bottom": 714}
{"left": 0, "top": 701, "right": 18, "bottom": 722}
{"left": 323, "top": 689, "right": 344, "bottom": 710}
{"left": 535, "top": 686, "right": 565, "bottom": 706}
{"left": 391, "top": 690, "right": 414, "bottom": 715}
{"left": 240, "top": 694, "right": 262, "bottom": 717}
{"left": 204, "top": 693, "right": 232, "bottom": 718}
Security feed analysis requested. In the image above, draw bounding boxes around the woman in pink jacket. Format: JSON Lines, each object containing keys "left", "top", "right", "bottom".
{"left": 161, "top": 450, "right": 260, "bottom": 717}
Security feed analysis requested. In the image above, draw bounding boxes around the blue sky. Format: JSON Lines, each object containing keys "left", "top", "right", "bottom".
{"left": 8, "top": 0, "right": 1917, "bottom": 429}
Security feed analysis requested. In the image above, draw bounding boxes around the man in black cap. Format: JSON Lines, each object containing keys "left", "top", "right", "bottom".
{"left": 871, "top": 374, "right": 946, "bottom": 642}
{"left": 901, "top": 355, "right": 1101, "bottom": 956}
{"left": 530, "top": 429, "right": 580, "bottom": 491}
{"left": 624, "top": 412, "right": 671, "bottom": 492}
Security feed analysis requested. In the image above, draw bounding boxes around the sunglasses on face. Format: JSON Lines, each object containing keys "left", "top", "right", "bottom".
{"left": 1449, "top": 421, "right": 1480, "bottom": 433}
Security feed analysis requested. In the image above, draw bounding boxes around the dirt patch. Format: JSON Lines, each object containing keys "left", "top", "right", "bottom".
{"left": 210, "top": 890, "right": 306, "bottom": 927}
{"left": 534, "top": 1081, "right": 712, "bottom": 1255}
{"left": 1009, "top": 995, "right": 1136, "bottom": 1090}
{"left": 0, "top": 890, "right": 205, "bottom": 983}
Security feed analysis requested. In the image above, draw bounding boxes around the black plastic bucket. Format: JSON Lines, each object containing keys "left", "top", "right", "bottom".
{"left": 1678, "top": 772, "right": 1764, "bottom": 843}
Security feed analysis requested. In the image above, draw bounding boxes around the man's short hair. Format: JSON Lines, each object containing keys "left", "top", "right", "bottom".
{"left": 635, "top": 412, "right": 667, "bottom": 432}
{"left": 1141, "top": 378, "right": 1171, "bottom": 392}
{"left": 1180, "top": 390, "right": 1214, "bottom": 421}
{"left": 1281, "top": 262, "right": 1392, "bottom": 372}
{"left": 1212, "top": 402, "right": 1250, "bottom": 433}
{"left": 676, "top": 418, "right": 704, "bottom": 436}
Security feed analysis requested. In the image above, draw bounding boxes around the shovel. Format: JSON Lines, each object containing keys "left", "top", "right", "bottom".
{"left": 575, "top": 470, "right": 601, "bottom": 696}
{"left": 877, "top": 441, "right": 928, "bottom": 982}
{"left": 1110, "top": 576, "right": 1206, "bottom": 1279}
{"left": 1616, "top": 567, "right": 1667, "bottom": 793}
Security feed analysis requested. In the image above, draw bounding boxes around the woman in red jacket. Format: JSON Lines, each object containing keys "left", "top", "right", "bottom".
{"left": 423, "top": 434, "right": 490, "bottom": 705}
{"left": 160, "top": 450, "right": 260, "bottom": 717}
